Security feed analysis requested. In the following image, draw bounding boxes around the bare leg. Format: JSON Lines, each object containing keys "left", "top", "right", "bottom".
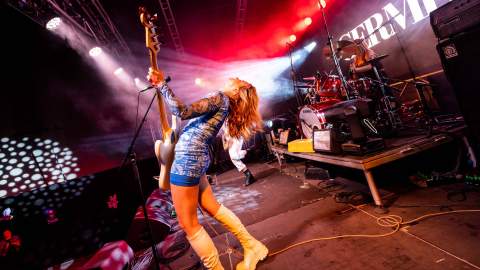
{"left": 171, "top": 183, "right": 223, "bottom": 270}
{"left": 199, "top": 175, "right": 221, "bottom": 216}
{"left": 170, "top": 184, "right": 201, "bottom": 237}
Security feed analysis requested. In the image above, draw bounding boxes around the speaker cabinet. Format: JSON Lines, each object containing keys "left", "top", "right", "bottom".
{"left": 437, "top": 26, "right": 480, "bottom": 143}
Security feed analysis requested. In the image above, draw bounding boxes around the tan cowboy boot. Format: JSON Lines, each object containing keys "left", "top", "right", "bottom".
{"left": 187, "top": 226, "right": 224, "bottom": 270}
{"left": 214, "top": 205, "right": 268, "bottom": 270}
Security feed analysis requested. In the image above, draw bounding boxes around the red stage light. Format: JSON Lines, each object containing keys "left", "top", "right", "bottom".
{"left": 304, "top": 17, "right": 312, "bottom": 26}
{"left": 289, "top": 35, "right": 297, "bottom": 42}
{"left": 319, "top": 0, "right": 327, "bottom": 9}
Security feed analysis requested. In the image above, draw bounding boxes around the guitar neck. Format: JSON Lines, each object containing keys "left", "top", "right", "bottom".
{"left": 150, "top": 57, "right": 171, "bottom": 138}
{"left": 140, "top": 7, "right": 172, "bottom": 141}
{"left": 156, "top": 93, "right": 170, "bottom": 138}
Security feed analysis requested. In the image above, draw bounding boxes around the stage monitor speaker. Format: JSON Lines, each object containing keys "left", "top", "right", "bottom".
{"left": 436, "top": 25, "right": 480, "bottom": 144}
{"left": 430, "top": 0, "right": 480, "bottom": 40}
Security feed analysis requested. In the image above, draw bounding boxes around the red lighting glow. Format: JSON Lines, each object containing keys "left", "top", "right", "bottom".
{"left": 304, "top": 17, "right": 312, "bottom": 26}
{"left": 289, "top": 35, "right": 297, "bottom": 42}
{"left": 318, "top": 0, "right": 327, "bottom": 9}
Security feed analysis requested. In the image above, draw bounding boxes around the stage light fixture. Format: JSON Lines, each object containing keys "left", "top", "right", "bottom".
{"left": 318, "top": 0, "right": 327, "bottom": 9}
{"left": 304, "top": 17, "right": 312, "bottom": 26}
{"left": 113, "top": 68, "right": 124, "bottom": 76}
{"left": 289, "top": 35, "right": 297, "bottom": 42}
{"left": 304, "top": 41, "right": 317, "bottom": 52}
{"left": 89, "top": 47, "right": 102, "bottom": 57}
{"left": 46, "top": 17, "right": 62, "bottom": 31}
{"left": 265, "top": 120, "right": 273, "bottom": 128}
{"left": 195, "top": 78, "right": 203, "bottom": 86}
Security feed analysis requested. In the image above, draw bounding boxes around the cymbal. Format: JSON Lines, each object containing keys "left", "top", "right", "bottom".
{"left": 366, "top": 54, "right": 389, "bottom": 63}
{"left": 337, "top": 39, "right": 356, "bottom": 49}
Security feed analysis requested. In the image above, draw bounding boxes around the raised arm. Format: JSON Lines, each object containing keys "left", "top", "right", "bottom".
{"left": 158, "top": 84, "right": 226, "bottom": 120}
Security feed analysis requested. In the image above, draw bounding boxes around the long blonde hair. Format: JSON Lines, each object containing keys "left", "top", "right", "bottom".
{"left": 223, "top": 78, "right": 262, "bottom": 140}
{"left": 354, "top": 39, "right": 375, "bottom": 67}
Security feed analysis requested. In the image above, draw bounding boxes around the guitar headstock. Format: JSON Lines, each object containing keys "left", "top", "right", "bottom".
{"left": 139, "top": 6, "right": 162, "bottom": 72}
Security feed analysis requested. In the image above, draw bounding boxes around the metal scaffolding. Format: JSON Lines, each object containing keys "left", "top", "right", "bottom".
{"left": 235, "top": 0, "right": 248, "bottom": 38}
{"left": 8, "top": 0, "right": 131, "bottom": 57}
{"left": 157, "top": 0, "right": 185, "bottom": 56}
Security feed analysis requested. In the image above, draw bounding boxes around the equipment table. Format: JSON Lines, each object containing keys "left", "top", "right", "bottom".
{"left": 271, "top": 133, "right": 454, "bottom": 208}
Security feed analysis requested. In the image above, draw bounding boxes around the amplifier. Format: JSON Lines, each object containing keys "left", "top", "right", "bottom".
{"left": 312, "top": 128, "right": 343, "bottom": 154}
{"left": 430, "top": 0, "right": 480, "bottom": 39}
{"left": 436, "top": 25, "right": 480, "bottom": 145}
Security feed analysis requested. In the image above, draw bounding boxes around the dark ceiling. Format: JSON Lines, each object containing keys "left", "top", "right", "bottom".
{"left": 101, "top": 0, "right": 317, "bottom": 60}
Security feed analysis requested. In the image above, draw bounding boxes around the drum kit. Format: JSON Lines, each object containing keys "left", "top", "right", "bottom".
{"left": 298, "top": 40, "right": 401, "bottom": 142}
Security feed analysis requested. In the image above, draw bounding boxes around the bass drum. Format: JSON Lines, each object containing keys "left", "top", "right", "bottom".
{"left": 298, "top": 100, "right": 340, "bottom": 138}
{"left": 298, "top": 98, "right": 374, "bottom": 138}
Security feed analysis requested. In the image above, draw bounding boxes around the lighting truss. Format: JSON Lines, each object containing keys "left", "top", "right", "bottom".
{"left": 157, "top": 0, "right": 185, "bottom": 56}
{"left": 7, "top": 0, "right": 131, "bottom": 57}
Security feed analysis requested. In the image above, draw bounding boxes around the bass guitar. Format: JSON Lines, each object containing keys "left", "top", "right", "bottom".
{"left": 139, "top": 7, "right": 179, "bottom": 190}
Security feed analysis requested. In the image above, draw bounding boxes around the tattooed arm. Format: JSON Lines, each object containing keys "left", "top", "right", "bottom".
{"left": 157, "top": 85, "right": 226, "bottom": 120}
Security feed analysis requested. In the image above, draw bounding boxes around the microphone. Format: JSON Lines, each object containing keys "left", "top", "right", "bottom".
{"left": 140, "top": 76, "right": 171, "bottom": 93}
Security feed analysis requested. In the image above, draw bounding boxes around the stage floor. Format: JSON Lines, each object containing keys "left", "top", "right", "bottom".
{"left": 170, "top": 162, "right": 480, "bottom": 270}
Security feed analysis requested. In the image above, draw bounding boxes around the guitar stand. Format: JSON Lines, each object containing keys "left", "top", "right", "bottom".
{"left": 120, "top": 90, "right": 161, "bottom": 270}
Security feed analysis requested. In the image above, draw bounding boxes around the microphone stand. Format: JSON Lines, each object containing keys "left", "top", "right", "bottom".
{"left": 318, "top": 0, "right": 351, "bottom": 100}
{"left": 120, "top": 86, "right": 161, "bottom": 270}
{"left": 286, "top": 42, "right": 303, "bottom": 107}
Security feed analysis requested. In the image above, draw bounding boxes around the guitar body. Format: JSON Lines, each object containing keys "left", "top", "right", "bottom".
{"left": 140, "top": 7, "right": 179, "bottom": 190}
{"left": 154, "top": 118, "right": 178, "bottom": 190}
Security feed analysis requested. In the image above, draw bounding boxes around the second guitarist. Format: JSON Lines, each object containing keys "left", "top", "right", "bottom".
{"left": 148, "top": 69, "right": 268, "bottom": 270}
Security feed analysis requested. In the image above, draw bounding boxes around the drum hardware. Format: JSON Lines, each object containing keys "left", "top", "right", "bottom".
{"left": 363, "top": 119, "right": 378, "bottom": 135}
{"left": 366, "top": 55, "right": 403, "bottom": 132}
{"left": 387, "top": 77, "right": 439, "bottom": 133}
{"left": 347, "top": 78, "right": 373, "bottom": 99}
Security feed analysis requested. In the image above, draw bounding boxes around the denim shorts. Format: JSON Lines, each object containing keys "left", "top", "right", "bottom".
{"left": 170, "top": 149, "right": 211, "bottom": 187}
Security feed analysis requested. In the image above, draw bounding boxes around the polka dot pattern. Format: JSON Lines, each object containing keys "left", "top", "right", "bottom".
{"left": 0, "top": 137, "right": 81, "bottom": 198}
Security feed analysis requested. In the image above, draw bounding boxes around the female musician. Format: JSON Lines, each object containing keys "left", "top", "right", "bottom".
{"left": 148, "top": 69, "right": 268, "bottom": 270}
{"left": 347, "top": 39, "right": 378, "bottom": 80}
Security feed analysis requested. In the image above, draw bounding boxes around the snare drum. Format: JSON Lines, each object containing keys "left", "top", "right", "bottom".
{"left": 348, "top": 78, "right": 372, "bottom": 98}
